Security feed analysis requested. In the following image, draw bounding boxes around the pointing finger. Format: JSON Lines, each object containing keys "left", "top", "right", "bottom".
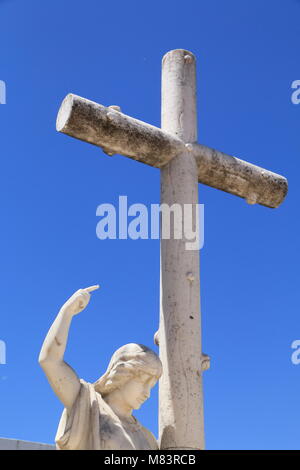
{"left": 84, "top": 285, "right": 100, "bottom": 293}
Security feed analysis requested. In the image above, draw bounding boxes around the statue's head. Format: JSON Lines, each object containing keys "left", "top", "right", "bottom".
{"left": 94, "top": 343, "right": 162, "bottom": 410}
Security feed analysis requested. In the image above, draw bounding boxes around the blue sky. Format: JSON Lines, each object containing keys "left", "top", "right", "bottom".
{"left": 0, "top": 0, "right": 299, "bottom": 450}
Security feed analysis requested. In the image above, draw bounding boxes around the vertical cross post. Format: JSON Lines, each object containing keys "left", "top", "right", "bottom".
{"left": 159, "top": 50, "right": 204, "bottom": 450}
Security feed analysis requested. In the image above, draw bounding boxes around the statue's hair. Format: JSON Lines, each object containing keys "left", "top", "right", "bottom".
{"left": 94, "top": 343, "right": 162, "bottom": 396}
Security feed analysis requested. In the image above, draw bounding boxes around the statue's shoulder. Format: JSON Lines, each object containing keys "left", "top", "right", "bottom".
{"left": 78, "top": 379, "right": 107, "bottom": 407}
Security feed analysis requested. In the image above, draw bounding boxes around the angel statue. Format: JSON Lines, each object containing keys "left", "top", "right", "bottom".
{"left": 38, "top": 285, "right": 162, "bottom": 450}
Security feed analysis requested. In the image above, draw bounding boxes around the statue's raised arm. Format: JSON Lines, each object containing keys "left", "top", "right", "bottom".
{"left": 38, "top": 285, "right": 99, "bottom": 410}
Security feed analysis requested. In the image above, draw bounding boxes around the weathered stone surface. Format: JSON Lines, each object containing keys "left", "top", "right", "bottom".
{"left": 192, "top": 144, "right": 288, "bottom": 208}
{"left": 56, "top": 95, "right": 287, "bottom": 209}
{"left": 159, "top": 49, "right": 204, "bottom": 450}
{"left": 0, "top": 438, "right": 55, "bottom": 450}
{"left": 56, "top": 94, "right": 182, "bottom": 168}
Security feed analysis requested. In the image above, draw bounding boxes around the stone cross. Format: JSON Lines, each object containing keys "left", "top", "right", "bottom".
{"left": 56, "top": 49, "right": 288, "bottom": 450}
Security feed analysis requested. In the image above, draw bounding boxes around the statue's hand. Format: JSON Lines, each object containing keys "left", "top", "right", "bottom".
{"left": 62, "top": 285, "right": 99, "bottom": 316}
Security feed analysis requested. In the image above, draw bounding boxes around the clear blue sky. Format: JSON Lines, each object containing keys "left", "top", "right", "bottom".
{"left": 0, "top": 0, "right": 299, "bottom": 450}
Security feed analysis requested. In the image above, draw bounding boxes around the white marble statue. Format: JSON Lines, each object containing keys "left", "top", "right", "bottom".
{"left": 38, "top": 286, "right": 162, "bottom": 450}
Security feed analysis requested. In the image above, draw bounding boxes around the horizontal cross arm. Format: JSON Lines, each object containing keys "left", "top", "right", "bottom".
{"left": 56, "top": 93, "right": 288, "bottom": 209}
{"left": 56, "top": 93, "right": 182, "bottom": 168}
{"left": 192, "top": 144, "right": 288, "bottom": 209}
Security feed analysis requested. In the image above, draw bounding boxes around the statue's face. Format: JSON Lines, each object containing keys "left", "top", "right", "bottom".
{"left": 120, "top": 372, "right": 157, "bottom": 410}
